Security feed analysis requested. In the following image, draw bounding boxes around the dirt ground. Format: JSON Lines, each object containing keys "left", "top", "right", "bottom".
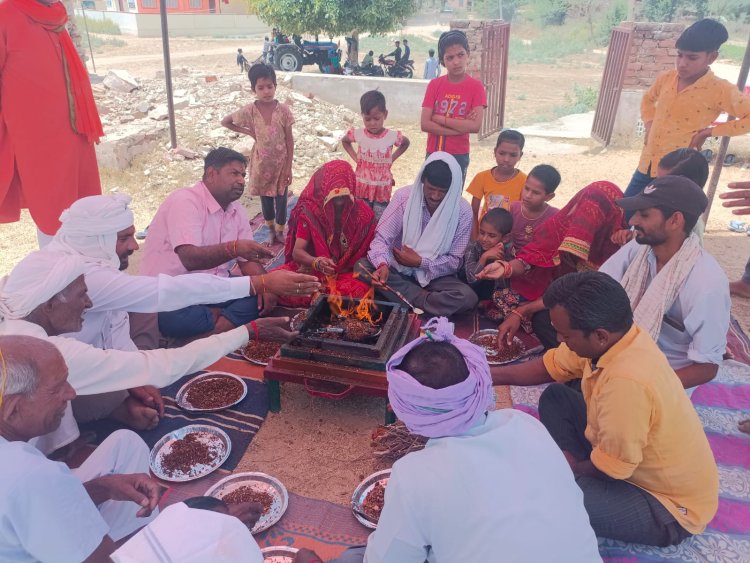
{"left": 2, "top": 32, "right": 750, "bottom": 505}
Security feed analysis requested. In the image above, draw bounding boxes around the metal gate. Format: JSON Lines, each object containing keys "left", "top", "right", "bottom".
{"left": 479, "top": 21, "right": 510, "bottom": 140}
{"left": 591, "top": 26, "right": 633, "bottom": 145}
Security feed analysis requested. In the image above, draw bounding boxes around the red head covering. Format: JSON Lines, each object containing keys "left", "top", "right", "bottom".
{"left": 512, "top": 181, "right": 626, "bottom": 301}
{"left": 11, "top": 0, "right": 104, "bottom": 143}
{"left": 284, "top": 160, "right": 376, "bottom": 272}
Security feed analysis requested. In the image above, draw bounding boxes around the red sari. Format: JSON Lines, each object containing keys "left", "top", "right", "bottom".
{"left": 0, "top": 0, "right": 103, "bottom": 235}
{"left": 275, "top": 160, "right": 377, "bottom": 307}
{"left": 511, "top": 181, "right": 626, "bottom": 301}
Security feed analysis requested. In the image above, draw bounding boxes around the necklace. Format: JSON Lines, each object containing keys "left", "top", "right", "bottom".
{"left": 492, "top": 167, "right": 517, "bottom": 183}
{"left": 520, "top": 203, "right": 547, "bottom": 222}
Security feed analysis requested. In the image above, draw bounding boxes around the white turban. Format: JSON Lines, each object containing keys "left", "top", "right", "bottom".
{"left": 51, "top": 193, "right": 135, "bottom": 269}
{"left": 0, "top": 251, "right": 86, "bottom": 322}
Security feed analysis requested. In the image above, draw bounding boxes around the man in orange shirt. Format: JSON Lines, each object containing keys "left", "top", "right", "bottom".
{"left": 623, "top": 18, "right": 750, "bottom": 201}
{"left": 0, "top": 0, "right": 103, "bottom": 244}
{"left": 492, "top": 271, "right": 718, "bottom": 547}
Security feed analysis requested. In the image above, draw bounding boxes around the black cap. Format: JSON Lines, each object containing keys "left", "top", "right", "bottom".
{"left": 676, "top": 18, "right": 728, "bottom": 52}
{"left": 616, "top": 175, "right": 708, "bottom": 216}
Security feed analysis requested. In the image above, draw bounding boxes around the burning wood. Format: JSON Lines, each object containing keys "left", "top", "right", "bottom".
{"left": 326, "top": 279, "right": 382, "bottom": 326}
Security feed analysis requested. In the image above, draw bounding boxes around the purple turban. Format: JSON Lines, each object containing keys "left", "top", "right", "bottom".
{"left": 386, "top": 317, "right": 494, "bottom": 438}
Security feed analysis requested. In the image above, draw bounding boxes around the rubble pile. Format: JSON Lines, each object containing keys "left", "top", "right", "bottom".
{"left": 93, "top": 68, "right": 360, "bottom": 193}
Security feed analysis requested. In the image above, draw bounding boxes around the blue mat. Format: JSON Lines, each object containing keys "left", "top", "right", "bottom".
{"left": 80, "top": 370, "right": 268, "bottom": 471}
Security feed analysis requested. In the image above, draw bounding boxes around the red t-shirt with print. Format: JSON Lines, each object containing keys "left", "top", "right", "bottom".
{"left": 422, "top": 74, "right": 487, "bottom": 155}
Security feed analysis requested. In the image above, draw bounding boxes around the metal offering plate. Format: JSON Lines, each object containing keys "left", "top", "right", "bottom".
{"left": 205, "top": 471, "right": 289, "bottom": 534}
{"left": 290, "top": 309, "right": 309, "bottom": 332}
{"left": 175, "top": 372, "right": 247, "bottom": 412}
{"left": 469, "top": 329, "right": 526, "bottom": 366}
{"left": 240, "top": 341, "right": 283, "bottom": 366}
{"left": 150, "top": 425, "right": 231, "bottom": 482}
{"left": 261, "top": 546, "right": 299, "bottom": 563}
{"left": 351, "top": 469, "right": 391, "bottom": 529}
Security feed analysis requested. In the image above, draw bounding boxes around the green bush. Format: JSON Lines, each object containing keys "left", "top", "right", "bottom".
{"left": 531, "top": 0, "right": 572, "bottom": 26}
{"left": 508, "top": 21, "right": 594, "bottom": 64}
{"left": 596, "top": 0, "right": 628, "bottom": 46}
{"left": 80, "top": 16, "right": 122, "bottom": 35}
{"left": 88, "top": 34, "right": 127, "bottom": 53}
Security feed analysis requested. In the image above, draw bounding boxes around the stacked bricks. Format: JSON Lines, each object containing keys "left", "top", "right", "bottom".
{"left": 449, "top": 19, "right": 500, "bottom": 78}
{"left": 621, "top": 22, "right": 685, "bottom": 89}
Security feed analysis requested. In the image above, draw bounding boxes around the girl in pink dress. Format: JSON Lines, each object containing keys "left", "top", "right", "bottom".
{"left": 342, "top": 90, "right": 410, "bottom": 219}
{"left": 221, "top": 63, "right": 294, "bottom": 243}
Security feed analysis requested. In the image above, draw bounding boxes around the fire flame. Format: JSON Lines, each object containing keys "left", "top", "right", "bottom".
{"left": 326, "top": 276, "right": 382, "bottom": 325}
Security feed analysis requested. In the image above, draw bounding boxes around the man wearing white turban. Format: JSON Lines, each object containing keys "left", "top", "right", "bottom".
{"left": 0, "top": 250, "right": 298, "bottom": 454}
{"left": 358, "top": 152, "right": 477, "bottom": 317}
{"left": 300, "top": 318, "right": 600, "bottom": 563}
{"left": 45, "top": 193, "right": 319, "bottom": 429}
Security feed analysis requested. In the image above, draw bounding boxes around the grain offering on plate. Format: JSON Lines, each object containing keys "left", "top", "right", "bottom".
{"left": 185, "top": 375, "right": 244, "bottom": 409}
{"left": 242, "top": 340, "right": 282, "bottom": 364}
{"left": 362, "top": 481, "right": 387, "bottom": 522}
{"left": 160, "top": 432, "right": 222, "bottom": 478}
{"left": 474, "top": 334, "right": 523, "bottom": 363}
{"left": 221, "top": 485, "right": 275, "bottom": 514}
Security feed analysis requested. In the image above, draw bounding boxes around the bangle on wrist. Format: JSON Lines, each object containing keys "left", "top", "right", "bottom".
{"left": 250, "top": 320, "right": 259, "bottom": 341}
{"left": 502, "top": 261, "right": 513, "bottom": 279}
{"left": 249, "top": 276, "right": 257, "bottom": 296}
{"left": 225, "top": 241, "right": 234, "bottom": 259}
{"left": 233, "top": 239, "right": 238, "bottom": 258}
{"left": 509, "top": 309, "right": 525, "bottom": 322}
{"left": 261, "top": 274, "right": 267, "bottom": 294}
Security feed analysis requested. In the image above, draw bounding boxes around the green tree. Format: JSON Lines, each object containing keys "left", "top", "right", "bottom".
{"left": 640, "top": 0, "right": 688, "bottom": 22}
{"left": 248, "top": 0, "right": 420, "bottom": 37}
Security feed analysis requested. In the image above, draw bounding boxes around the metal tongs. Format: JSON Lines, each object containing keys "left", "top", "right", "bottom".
{"left": 353, "top": 265, "right": 424, "bottom": 315}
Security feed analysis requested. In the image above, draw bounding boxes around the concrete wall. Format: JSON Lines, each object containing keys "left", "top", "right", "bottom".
{"left": 289, "top": 74, "right": 427, "bottom": 124}
{"left": 78, "top": 10, "right": 266, "bottom": 37}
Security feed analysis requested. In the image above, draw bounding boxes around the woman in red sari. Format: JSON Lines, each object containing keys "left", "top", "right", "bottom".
{"left": 479, "top": 181, "right": 626, "bottom": 348}
{"left": 274, "top": 160, "right": 377, "bottom": 307}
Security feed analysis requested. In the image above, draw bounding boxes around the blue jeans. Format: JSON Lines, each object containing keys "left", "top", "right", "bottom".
{"left": 158, "top": 296, "right": 259, "bottom": 337}
{"left": 426, "top": 152, "right": 470, "bottom": 185}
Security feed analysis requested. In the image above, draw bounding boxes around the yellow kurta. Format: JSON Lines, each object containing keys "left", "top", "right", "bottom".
{"left": 543, "top": 325, "right": 719, "bottom": 534}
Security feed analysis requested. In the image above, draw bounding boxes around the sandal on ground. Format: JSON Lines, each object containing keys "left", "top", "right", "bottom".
{"left": 729, "top": 220, "right": 748, "bottom": 233}
{"left": 701, "top": 149, "right": 714, "bottom": 162}
{"left": 723, "top": 154, "right": 737, "bottom": 166}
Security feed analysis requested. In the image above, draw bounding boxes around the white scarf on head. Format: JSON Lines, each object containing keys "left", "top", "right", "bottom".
{"left": 395, "top": 152, "right": 463, "bottom": 287}
{"left": 620, "top": 233, "right": 702, "bottom": 341}
{"left": 0, "top": 251, "right": 86, "bottom": 322}
{"left": 49, "top": 193, "right": 135, "bottom": 269}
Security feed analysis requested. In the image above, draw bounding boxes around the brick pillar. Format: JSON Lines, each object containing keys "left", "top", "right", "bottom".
{"left": 620, "top": 21, "right": 685, "bottom": 89}
{"left": 449, "top": 19, "right": 499, "bottom": 78}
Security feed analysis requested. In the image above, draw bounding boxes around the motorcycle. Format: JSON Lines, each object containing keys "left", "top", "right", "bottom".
{"left": 377, "top": 54, "right": 414, "bottom": 79}
{"left": 347, "top": 61, "right": 385, "bottom": 77}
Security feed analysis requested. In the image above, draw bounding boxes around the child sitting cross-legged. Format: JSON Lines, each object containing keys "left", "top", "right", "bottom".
{"left": 462, "top": 207, "right": 513, "bottom": 301}
{"left": 509, "top": 164, "right": 560, "bottom": 252}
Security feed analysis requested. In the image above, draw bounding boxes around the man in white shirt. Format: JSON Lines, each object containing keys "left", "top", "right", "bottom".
{"left": 46, "top": 193, "right": 318, "bottom": 429}
{"left": 299, "top": 317, "right": 600, "bottom": 563}
{"left": 600, "top": 175, "right": 730, "bottom": 390}
{"left": 0, "top": 334, "right": 163, "bottom": 562}
{"left": 0, "top": 335, "right": 262, "bottom": 563}
{"left": 0, "top": 251, "right": 296, "bottom": 454}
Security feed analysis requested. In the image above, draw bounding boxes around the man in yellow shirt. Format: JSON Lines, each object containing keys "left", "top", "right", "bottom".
{"left": 492, "top": 271, "right": 718, "bottom": 546}
{"left": 624, "top": 18, "right": 750, "bottom": 200}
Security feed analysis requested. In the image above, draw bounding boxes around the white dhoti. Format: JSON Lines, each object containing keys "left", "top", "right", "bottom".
{"left": 71, "top": 429, "right": 158, "bottom": 541}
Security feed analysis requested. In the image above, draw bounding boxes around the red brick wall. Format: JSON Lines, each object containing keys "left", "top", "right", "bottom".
{"left": 621, "top": 22, "right": 685, "bottom": 89}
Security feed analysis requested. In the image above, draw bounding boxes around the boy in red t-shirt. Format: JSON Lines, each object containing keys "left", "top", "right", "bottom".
{"left": 420, "top": 30, "right": 487, "bottom": 182}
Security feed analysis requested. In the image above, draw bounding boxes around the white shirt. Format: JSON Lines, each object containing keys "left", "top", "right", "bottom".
{"left": 0, "top": 320, "right": 249, "bottom": 452}
{"left": 364, "top": 410, "right": 601, "bottom": 563}
{"left": 113, "top": 503, "right": 263, "bottom": 563}
{"left": 599, "top": 239, "right": 730, "bottom": 370}
{"left": 0, "top": 437, "right": 109, "bottom": 563}
{"left": 62, "top": 263, "right": 251, "bottom": 351}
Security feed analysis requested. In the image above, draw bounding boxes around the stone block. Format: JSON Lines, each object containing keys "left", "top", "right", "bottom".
{"left": 173, "top": 98, "right": 189, "bottom": 110}
{"left": 103, "top": 69, "right": 139, "bottom": 93}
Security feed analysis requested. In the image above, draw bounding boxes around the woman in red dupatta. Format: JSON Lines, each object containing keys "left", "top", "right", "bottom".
{"left": 480, "top": 181, "right": 626, "bottom": 346}
{"left": 273, "top": 160, "right": 377, "bottom": 307}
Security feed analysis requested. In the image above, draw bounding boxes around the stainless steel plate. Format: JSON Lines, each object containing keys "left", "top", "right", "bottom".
{"left": 468, "top": 329, "right": 526, "bottom": 366}
{"left": 175, "top": 372, "right": 247, "bottom": 412}
{"left": 149, "top": 425, "right": 231, "bottom": 482}
{"left": 351, "top": 469, "right": 391, "bottom": 529}
{"left": 240, "top": 341, "right": 283, "bottom": 366}
{"left": 261, "top": 546, "right": 299, "bottom": 563}
{"left": 205, "top": 471, "right": 289, "bottom": 534}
